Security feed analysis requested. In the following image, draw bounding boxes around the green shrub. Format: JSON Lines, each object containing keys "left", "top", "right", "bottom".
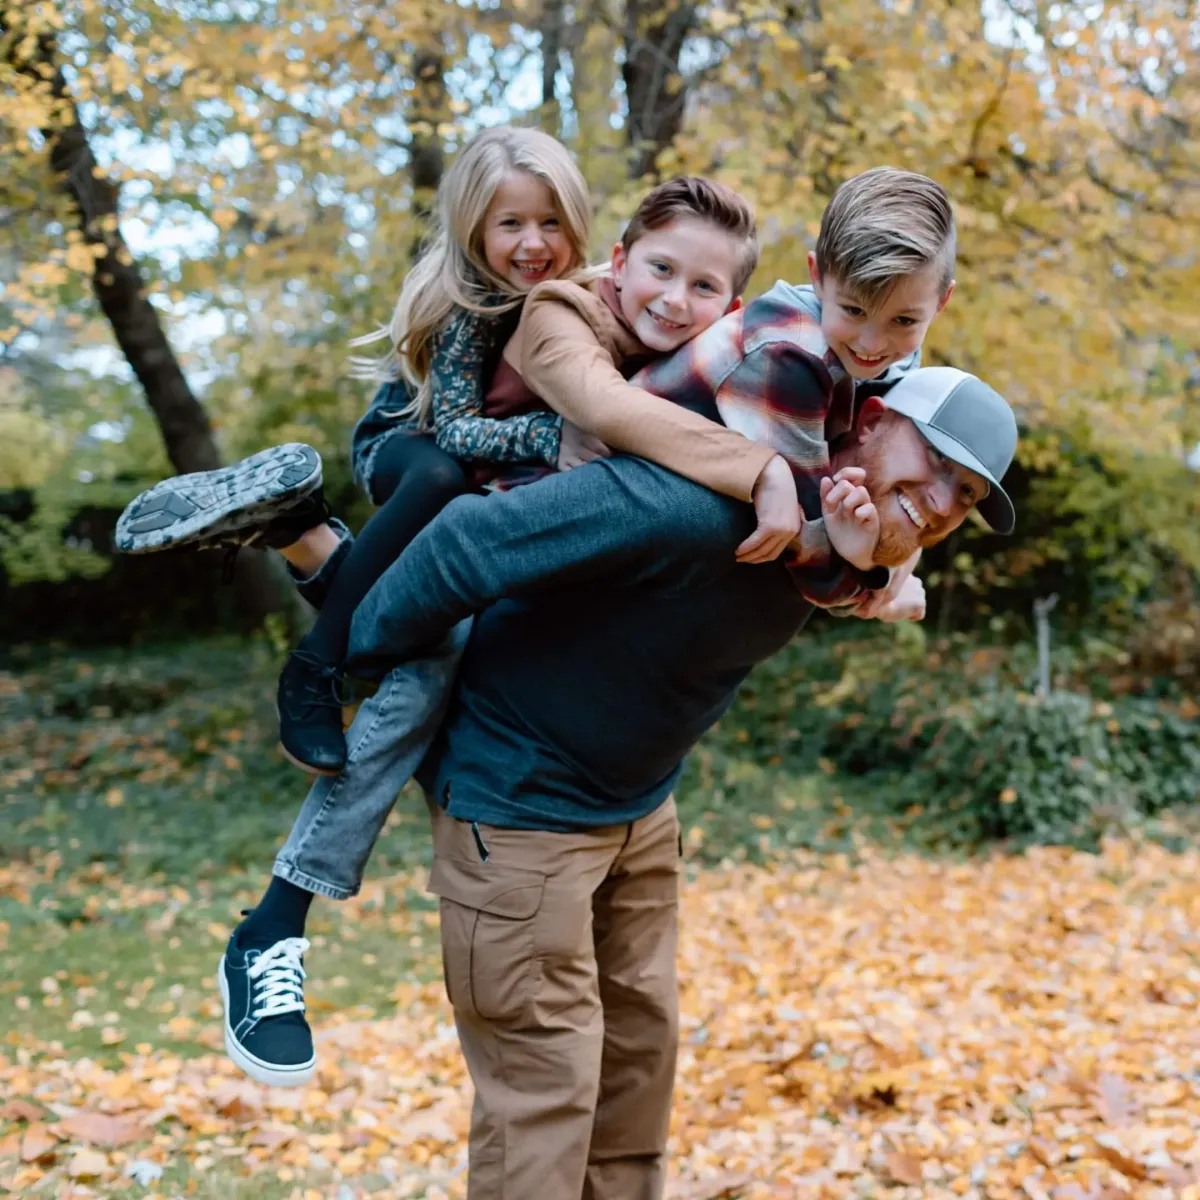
{"left": 823, "top": 687, "right": 1200, "bottom": 846}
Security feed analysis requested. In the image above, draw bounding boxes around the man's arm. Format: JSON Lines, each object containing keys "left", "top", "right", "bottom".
{"left": 345, "top": 456, "right": 747, "bottom": 676}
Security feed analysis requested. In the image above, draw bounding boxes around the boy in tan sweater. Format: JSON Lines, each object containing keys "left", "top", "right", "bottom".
{"left": 482, "top": 175, "right": 886, "bottom": 602}
{"left": 516, "top": 167, "right": 962, "bottom": 605}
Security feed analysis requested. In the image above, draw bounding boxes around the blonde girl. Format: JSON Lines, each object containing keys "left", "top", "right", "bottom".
{"left": 116, "top": 126, "right": 594, "bottom": 775}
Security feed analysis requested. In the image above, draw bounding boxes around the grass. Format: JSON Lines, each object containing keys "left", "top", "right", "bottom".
{"left": 2, "top": 633, "right": 1196, "bottom": 1198}
{"left": 0, "top": 638, "right": 446, "bottom": 1065}
{"left": 5, "top": 630, "right": 1191, "bottom": 1069}
{"left": 0, "top": 635, "right": 886, "bottom": 1067}
{"left": 0, "top": 635, "right": 922, "bottom": 1065}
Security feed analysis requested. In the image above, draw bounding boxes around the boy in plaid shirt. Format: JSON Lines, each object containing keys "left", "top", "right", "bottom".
{"left": 519, "top": 165, "right": 956, "bottom": 608}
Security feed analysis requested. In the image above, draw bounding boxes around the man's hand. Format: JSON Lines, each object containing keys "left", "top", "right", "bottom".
{"left": 853, "top": 548, "right": 922, "bottom": 620}
{"left": 737, "top": 455, "right": 802, "bottom": 564}
{"left": 820, "top": 466, "right": 878, "bottom": 570}
{"left": 873, "top": 572, "right": 926, "bottom": 622}
{"left": 557, "top": 419, "right": 611, "bottom": 471}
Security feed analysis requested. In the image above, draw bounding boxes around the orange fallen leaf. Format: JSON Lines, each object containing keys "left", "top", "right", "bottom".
{"left": 57, "top": 1112, "right": 142, "bottom": 1148}
{"left": 247, "top": 1126, "right": 297, "bottom": 1150}
{"left": 0, "top": 1100, "right": 44, "bottom": 1123}
{"left": 216, "top": 1096, "right": 260, "bottom": 1121}
{"left": 67, "top": 1147, "right": 109, "bottom": 1178}
{"left": 1092, "top": 1139, "right": 1147, "bottom": 1181}
{"left": 1028, "top": 1136, "right": 1062, "bottom": 1169}
{"left": 885, "top": 1151, "right": 924, "bottom": 1185}
{"left": 19, "top": 1124, "right": 58, "bottom": 1163}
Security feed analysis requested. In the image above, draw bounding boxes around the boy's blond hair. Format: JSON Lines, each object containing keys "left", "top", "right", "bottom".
{"left": 622, "top": 176, "right": 759, "bottom": 296}
{"left": 815, "top": 167, "right": 955, "bottom": 305}
{"left": 350, "top": 126, "right": 592, "bottom": 426}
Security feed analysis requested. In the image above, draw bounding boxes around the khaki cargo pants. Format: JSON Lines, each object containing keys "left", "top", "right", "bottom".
{"left": 427, "top": 796, "right": 681, "bottom": 1200}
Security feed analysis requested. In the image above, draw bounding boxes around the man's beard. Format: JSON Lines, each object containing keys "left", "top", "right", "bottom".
{"left": 855, "top": 441, "right": 928, "bottom": 568}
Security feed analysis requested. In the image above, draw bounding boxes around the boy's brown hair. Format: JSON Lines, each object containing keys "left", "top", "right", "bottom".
{"left": 815, "top": 167, "right": 956, "bottom": 306}
{"left": 622, "top": 176, "right": 760, "bottom": 296}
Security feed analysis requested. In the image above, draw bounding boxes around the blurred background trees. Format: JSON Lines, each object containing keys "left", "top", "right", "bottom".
{"left": 1, "top": 0, "right": 1198, "bottom": 658}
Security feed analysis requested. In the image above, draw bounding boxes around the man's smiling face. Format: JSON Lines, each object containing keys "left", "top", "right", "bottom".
{"left": 847, "top": 405, "right": 990, "bottom": 566}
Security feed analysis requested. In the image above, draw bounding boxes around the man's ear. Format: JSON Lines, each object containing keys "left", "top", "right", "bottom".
{"left": 611, "top": 242, "right": 627, "bottom": 285}
{"left": 806, "top": 249, "right": 823, "bottom": 296}
{"left": 935, "top": 279, "right": 955, "bottom": 314}
{"left": 725, "top": 296, "right": 743, "bottom": 313}
{"left": 855, "top": 395, "right": 889, "bottom": 439}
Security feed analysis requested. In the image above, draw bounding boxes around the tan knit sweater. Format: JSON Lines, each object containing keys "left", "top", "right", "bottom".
{"left": 517, "top": 277, "right": 776, "bottom": 503}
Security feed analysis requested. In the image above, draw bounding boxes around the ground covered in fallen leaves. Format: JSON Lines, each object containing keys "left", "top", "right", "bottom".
{"left": 4, "top": 839, "right": 1200, "bottom": 1200}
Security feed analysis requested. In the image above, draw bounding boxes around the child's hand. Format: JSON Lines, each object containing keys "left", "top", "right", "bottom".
{"left": 821, "top": 466, "right": 879, "bottom": 570}
{"left": 874, "top": 573, "right": 926, "bottom": 622}
{"left": 737, "top": 455, "right": 802, "bottom": 564}
{"left": 558, "top": 419, "right": 611, "bottom": 471}
{"left": 853, "top": 548, "right": 921, "bottom": 620}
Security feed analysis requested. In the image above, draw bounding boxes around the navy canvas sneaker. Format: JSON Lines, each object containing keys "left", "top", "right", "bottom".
{"left": 115, "top": 444, "right": 323, "bottom": 555}
{"left": 218, "top": 928, "right": 316, "bottom": 1088}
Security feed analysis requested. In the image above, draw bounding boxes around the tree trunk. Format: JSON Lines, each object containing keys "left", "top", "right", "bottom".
{"left": 622, "top": 0, "right": 698, "bottom": 179}
{"left": 539, "top": 0, "right": 565, "bottom": 136}
{"left": 409, "top": 44, "right": 448, "bottom": 260}
{"left": 6, "top": 15, "right": 283, "bottom": 621}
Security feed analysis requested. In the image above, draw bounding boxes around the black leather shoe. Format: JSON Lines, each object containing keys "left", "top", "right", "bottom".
{"left": 276, "top": 649, "right": 347, "bottom": 774}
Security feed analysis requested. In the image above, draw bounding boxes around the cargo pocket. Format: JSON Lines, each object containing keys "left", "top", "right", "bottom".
{"left": 430, "top": 852, "right": 546, "bottom": 1024}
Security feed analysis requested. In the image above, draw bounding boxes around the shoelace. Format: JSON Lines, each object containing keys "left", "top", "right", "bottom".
{"left": 285, "top": 649, "right": 347, "bottom": 714}
{"left": 247, "top": 936, "right": 311, "bottom": 1019}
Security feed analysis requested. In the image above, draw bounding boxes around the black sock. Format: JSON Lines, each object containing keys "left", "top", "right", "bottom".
{"left": 239, "top": 876, "right": 314, "bottom": 946}
{"left": 297, "top": 435, "right": 469, "bottom": 667}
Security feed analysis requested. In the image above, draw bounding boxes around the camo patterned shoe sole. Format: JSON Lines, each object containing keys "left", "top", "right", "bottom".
{"left": 114, "top": 444, "right": 323, "bottom": 554}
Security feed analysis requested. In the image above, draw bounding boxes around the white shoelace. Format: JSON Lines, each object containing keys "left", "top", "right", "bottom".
{"left": 247, "top": 936, "right": 310, "bottom": 1019}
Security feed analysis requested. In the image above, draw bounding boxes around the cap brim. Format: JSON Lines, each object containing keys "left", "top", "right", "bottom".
{"left": 911, "top": 419, "right": 1016, "bottom": 535}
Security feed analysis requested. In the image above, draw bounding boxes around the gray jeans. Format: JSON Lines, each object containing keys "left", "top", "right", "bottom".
{"left": 272, "top": 618, "right": 473, "bottom": 900}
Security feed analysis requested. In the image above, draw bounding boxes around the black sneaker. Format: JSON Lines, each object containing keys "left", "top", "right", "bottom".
{"left": 218, "top": 927, "right": 316, "bottom": 1088}
{"left": 114, "top": 444, "right": 323, "bottom": 555}
{"left": 277, "top": 648, "right": 347, "bottom": 775}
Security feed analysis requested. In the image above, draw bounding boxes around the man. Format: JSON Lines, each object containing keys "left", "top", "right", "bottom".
{"left": 339, "top": 365, "right": 1017, "bottom": 1199}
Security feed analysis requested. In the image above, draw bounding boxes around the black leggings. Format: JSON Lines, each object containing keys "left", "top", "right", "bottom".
{"left": 299, "top": 433, "right": 471, "bottom": 666}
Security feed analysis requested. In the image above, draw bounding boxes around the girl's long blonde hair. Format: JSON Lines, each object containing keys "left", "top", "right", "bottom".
{"left": 350, "top": 126, "right": 592, "bottom": 427}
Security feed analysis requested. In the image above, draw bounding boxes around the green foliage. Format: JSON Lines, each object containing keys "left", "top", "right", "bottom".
{"left": 864, "top": 691, "right": 1200, "bottom": 845}
{"left": 833, "top": 669, "right": 1198, "bottom": 850}
{"left": 913, "top": 424, "right": 1200, "bottom": 633}
{"left": 702, "top": 624, "right": 1200, "bottom": 851}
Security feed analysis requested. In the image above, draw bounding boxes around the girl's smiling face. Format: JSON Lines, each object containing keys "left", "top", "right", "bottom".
{"left": 480, "top": 170, "right": 575, "bottom": 291}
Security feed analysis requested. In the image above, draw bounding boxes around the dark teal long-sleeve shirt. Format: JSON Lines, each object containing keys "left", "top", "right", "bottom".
{"left": 346, "top": 452, "right": 814, "bottom": 832}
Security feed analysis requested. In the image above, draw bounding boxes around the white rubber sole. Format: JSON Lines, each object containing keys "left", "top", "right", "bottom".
{"left": 115, "top": 443, "right": 322, "bottom": 555}
{"left": 217, "top": 956, "right": 317, "bottom": 1089}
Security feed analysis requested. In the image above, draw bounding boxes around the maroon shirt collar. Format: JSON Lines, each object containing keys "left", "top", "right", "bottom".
{"left": 597, "top": 275, "right": 637, "bottom": 338}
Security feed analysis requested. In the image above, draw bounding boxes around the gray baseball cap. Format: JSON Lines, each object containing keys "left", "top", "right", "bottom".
{"left": 880, "top": 366, "right": 1018, "bottom": 534}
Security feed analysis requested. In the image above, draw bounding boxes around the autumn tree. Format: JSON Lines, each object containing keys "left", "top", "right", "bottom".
{"left": 2, "top": 0, "right": 1197, "bottom": 626}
